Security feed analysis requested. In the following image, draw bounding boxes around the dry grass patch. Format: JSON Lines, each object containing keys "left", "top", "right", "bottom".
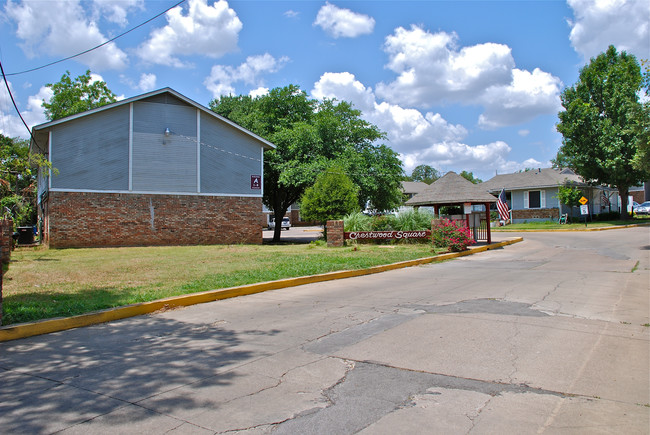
{"left": 3, "top": 243, "right": 439, "bottom": 325}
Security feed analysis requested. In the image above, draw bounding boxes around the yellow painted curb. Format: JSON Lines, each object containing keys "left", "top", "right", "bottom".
{"left": 0, "top": 237, "right": 523, "bottom": 342}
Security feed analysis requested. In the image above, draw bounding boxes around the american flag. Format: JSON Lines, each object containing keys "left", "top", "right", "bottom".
{"left": 602, "top": 193, "right": 609, "bottom": 206}
{"left": 497, "top": 188, "right": 510, "bottom": 221}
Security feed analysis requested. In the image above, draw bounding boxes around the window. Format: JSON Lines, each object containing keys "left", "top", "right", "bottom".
{"left": 525, "top": 190, "right": 545, "bottom": 209}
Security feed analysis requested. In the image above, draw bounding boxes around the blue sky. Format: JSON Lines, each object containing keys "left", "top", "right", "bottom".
{"left": 1, "top": 0, "right": 648, "bottom": 181}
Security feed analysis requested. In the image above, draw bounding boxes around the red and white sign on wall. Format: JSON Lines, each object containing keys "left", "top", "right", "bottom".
{"left": 250, "top": 175, "right": 261, "bottom": 190}
{"left": 344, "top": 230, "right": 431, "bottom": 240}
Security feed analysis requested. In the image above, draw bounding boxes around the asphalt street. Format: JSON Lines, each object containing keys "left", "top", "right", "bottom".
{"left": 1, "top": 227, "right": 648, "bottom": 434}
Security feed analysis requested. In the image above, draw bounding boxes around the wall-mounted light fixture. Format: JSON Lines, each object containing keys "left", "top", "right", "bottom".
{"left": 163, "top": 127, "right": 172, "bottom": 144}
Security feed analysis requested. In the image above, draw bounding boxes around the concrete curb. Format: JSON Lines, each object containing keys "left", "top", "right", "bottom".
{"left": 0, "top": 237, "right": 523, "bottom": 342}
{"left": 492, "top": 222, "right": 650, "bottom": 233}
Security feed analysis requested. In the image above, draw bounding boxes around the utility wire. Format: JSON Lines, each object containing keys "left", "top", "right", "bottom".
{"left": 0, "top": 59, "right": 40, "bottom": 149}
{"left": 4, "top": 0, "right": 186, "bottom": 77}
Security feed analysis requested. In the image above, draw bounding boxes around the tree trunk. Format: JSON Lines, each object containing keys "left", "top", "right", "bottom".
{"left": 272, "top": 208, "right": 285, "bottom": 242}
{"left": 619, "top": 186, "right": 630, "bottom": 220}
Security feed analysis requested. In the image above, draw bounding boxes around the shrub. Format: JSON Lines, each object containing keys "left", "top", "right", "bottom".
{"left": 392, "top": 209, "right": 434, "bottom": 231}
{"left": 343, "top": 211, "right": 372, "bottom": 232}
{"left": 370, "top": 215, "right": 395, "bottom": 231}
{"left": 431, "top": 220, "right": 475, "bottom": 252}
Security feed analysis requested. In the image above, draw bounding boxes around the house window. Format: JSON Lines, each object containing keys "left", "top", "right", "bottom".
{"left": 525, "top": 190, "right": 545, "bottom": 209}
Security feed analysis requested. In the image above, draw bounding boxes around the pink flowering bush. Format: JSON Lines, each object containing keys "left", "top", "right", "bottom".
{"left": 431, "top": 220, "right": 475, "bottom": 252}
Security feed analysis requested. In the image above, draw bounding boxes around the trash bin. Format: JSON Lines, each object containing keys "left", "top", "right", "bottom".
{"left": 17, "top": 226, "right": 34, "bottom": 245}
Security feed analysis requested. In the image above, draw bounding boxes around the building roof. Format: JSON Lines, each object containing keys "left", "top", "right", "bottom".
{"left": 31, "top": 87, "right": 276, "bottom": 152}
{"left": 479, "top": 168, "right": 584, "bottom": 193}
{"left": 405, "top": 171, "right": 497, "bottom": 206}
{"left": 401, "top": 181, "right": 429, "bottom": 195}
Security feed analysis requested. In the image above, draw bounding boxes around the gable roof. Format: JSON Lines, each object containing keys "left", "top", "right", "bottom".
{"left": 480, "top": 168, "right": 584, "bottom": 193}
{"left": 31, "top": 87, "right": 275, "bottom": 151}
{"left": 406, "top": 171, "right": 497, "bottom": 206}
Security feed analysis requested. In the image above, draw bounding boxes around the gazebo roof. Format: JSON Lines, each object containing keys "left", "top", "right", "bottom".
{"left": 405, "top": 171, "right": 497, "bottom": 206}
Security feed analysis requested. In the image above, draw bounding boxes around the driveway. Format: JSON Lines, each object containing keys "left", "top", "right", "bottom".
{"left": 263, "top": 225, "right": 323, "bottom": 243}
{"left": 1, "top": 228, "right": 648, "bottom": 434}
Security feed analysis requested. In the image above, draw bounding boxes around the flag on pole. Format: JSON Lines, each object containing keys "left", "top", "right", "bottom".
{"left": 497, "top": 188, "right": 510, "bottom": 222}
{"left": 602, "top": 193, "right": 609, "bottom": 206}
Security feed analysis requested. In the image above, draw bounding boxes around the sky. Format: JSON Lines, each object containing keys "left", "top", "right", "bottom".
{"left": 1, "top": 0, "right": 648, "bottom": 182}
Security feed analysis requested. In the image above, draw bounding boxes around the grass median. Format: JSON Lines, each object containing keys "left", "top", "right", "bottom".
{"left": 2, "top": 242, "right": 442, "bottom": 326}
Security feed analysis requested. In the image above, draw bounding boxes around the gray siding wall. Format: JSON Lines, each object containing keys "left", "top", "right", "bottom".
{"left": 132, "top": 101, "right": 197, "bottom": 192}
{"left": 47, "top": 94, "right": 265, "bottom": 196}
{"left": 200, "top": 112, "right": 262, "bottom": 195}
{"left": 50, "top": 106, "right": 129, "bottom": 190}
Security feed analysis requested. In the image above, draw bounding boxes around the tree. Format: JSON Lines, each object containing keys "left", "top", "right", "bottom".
{"left": 632, "top": 59, "right": 650, "bottom": 171}
{"left": 460, "top": 171, "right": 482, "bottom": 184}
{"left": 555, "top": 183, "right": 584, "bottom": 222}
{"left": 301, "top": 166, "right": 359, "bottom": 223}
{"left": 410, "top": 164, "right": 440, "bottom": 184}
{"left": 555, "top": 46, "right": 649, "bottom": 219}
{"left": 0, "top": 134, "right": 50, "bottom": 226}
{"left": 43, "top": 70, "right": 117, "bottom": 121}
{"left": 210, "top": 85, "right": 403, "bottom": 241}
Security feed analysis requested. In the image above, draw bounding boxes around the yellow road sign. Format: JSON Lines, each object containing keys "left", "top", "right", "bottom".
{"left": 579, "top": 196, "right": 588, "bottom": 205}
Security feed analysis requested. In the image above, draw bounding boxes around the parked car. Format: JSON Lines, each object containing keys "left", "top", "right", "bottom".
{"left": 268, "top": 217, "right": 291, "bottom": 230}
{"left": 634, "top": 201, "right": 650, "bottom": 215}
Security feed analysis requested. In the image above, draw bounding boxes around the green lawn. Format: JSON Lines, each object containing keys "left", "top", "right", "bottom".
{"left": 2, "top": 242, "right": 441, "bottom": 325}
{"left": 492, "top": 217, "right": 650, "bottom": 231}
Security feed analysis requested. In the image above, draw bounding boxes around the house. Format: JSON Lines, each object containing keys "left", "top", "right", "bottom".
{"left": 396, "top": 181, "right": 430, "bottom": 213}
{"left": 31, "top": 88, "right": 275, "bottom": 248}
{"left": 479, "top": 168, "right": 619, "bottom": 223}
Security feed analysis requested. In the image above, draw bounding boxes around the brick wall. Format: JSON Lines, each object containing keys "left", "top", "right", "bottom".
{"left": 46, "top": 192, "right": 263, "bottom": 248}
{"left": 1, "top": 219, "right": 13, "bottom": 325}
{"left": 326, "top": 220, "right": 344, "bottom": 247}
{"left": 512, "top": 208, "right": 559, "bottom": 221}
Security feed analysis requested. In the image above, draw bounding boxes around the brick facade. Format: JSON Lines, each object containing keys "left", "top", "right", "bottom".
{"left": 326, "top": 220, "right": 344, "bottom": 247}
{"left": 1, "top": 219, "right": 13, "bottom": 325}
{"left": 44, "top": 192, "right": 263, "bottom": 248}
{"left": 512, "top": 207, "right": 559, "bottom": 221}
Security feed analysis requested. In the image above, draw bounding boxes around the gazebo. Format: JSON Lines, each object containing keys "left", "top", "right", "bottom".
{"left": 405, "top": 171, "right": 498, "bottom": 244}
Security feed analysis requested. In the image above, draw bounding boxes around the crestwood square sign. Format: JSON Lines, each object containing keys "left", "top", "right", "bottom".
{"left": 344, "top": 230, "right": 431, "bottom": 240}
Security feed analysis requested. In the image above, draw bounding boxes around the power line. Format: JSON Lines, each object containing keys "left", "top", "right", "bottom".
{"left": 4, "top": 0, "right": 186, "bottom": 77}
{"left": 0, "top": 59, "right": 40, "bottom": 149}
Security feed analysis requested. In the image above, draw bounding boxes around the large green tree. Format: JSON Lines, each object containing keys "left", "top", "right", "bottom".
{"left": 460, "top": 170, "right": 482, "bottom": 184}
{"left": 210, "top": 85, "right": 403, "bottom": 241}
{"left": 555, "top": 46, "right": 649, "bottom": 219}
{"left": 43, "top": 70, "right": 117, "bottom": 121}
{"left": 410, "top": 164, "right": 440, "bottom": 184}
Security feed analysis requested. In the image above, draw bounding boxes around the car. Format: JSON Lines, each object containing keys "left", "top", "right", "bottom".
{"left": 268, "top": 216, "right": 291, "bottom": 230}
{"left": 634, "top": 201, "right": 650, "bottom": 215}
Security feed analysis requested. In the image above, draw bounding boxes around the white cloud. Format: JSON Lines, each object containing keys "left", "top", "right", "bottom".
{"left": 477, "top": 68, "right": 562, "bottom": 129}
{"left": 249, "top": 87, "right": 269, "bottom": 98}
{"left": 0, "top": 80, "right": 50, "bottom": 138}
{"left": 568, "top": 0, "right": 650, "bottom": 59}
{"left": 375, "top": 25, "right": 562, "bottom": 128}
{"left": 204, "top": 53, "right": 289, "bottom": 98}
{"left": 376, "top": 26, "right": 515, "bottom": 106}
{"left": 311, "top": 71, "right": 546, "bottom": 178}
{"left": 312, "top": 72, "right": 513, "bottom": 173}
{"left": 138, "top": 73, "right": 157, "bottom": 92}
{"left": 137, "top": 0, "right": 242, "bottom": 68}
{"left": 284, "top": 10, "right": 299, "bottom": 18}
{"left": 91, "top": 0, "right": 143, "bottom": 25}
{"left": 313, "top": 2, "right": 375, "bottom": 38}
{"left": 518, "top": 129, "right": 530, "bottom": 137}
{"left": 5, "top": 0, "right": 128, "bottom": 70}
